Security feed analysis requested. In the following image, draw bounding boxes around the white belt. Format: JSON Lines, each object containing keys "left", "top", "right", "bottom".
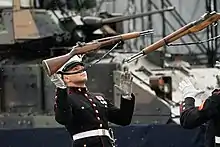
{"left": 72, "top": 129, "right": 111, "bottom": 141}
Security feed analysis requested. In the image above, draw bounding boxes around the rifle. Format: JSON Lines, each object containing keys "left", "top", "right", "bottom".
{"left": 42, "top": 29, "right": 153, "bottom": 76}
{"left": 124, "top": 11, "right": 220, "bottom": 63}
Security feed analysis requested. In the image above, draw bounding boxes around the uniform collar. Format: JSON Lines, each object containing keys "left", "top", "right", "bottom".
{"left": 68, "top": 87, "right": 88, "bottom": 94}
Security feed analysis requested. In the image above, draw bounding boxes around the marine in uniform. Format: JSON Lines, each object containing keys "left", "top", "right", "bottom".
{"left": 49, "top": 54, "right": 135, "bottom": 147}
{"left": 179, "top": 78, "right": 220, "bottom": 147}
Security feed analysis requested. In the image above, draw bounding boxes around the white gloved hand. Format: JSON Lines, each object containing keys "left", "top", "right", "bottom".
{"left": 114, "top": 70, "right": 133, "bottom": 99}
{"left": 178, "top": 77, "right": 204, "bottom": 98}
{"left": 215, "top": 61, "right": 220, "bottom": 68}
{"left": 49, "top": 74, "right": 66, "bottom": 89}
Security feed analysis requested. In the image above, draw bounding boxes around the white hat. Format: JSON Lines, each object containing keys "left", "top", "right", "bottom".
{"left": 58, "top": 55, "right": 84, "bottom": 72}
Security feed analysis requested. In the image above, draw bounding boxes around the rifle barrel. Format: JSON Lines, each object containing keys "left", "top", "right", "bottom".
{"left": 139, "top": 29, "right": 154, "bottom": 36}
{"left": 95, "top": 29, "right": 154, "bottom": 42}
{"left": 102, "top": 7, "right": 175, "bottom": 24}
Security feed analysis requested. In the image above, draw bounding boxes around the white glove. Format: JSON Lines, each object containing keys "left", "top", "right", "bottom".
{"left": 115, "top": 71, "right": 133, "bottom": 99}
{"left": 178, "top": 77, "right": 204, "bottom": 98}
{"left": 215, "top": 61, "right": 220, "bottom": 68}
{"left": 49, "top": 74, "right": 66, "bottom": 89}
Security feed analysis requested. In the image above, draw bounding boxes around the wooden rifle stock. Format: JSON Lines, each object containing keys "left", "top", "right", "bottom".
{"left": 124, "top": 11, "right": 220, "bottom": 63}
{"left": 142, "top": 23, "right": 193, "bottom": 55}
{"left": 143, "top": 12, "right": 220, "bottom": 55}
{"left": 42, "top": 30, "right": 152, "bottom": 76}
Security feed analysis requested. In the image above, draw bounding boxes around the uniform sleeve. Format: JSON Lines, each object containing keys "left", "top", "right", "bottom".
{"left": 107, "top": 93, "right": 135, "bottom": 126}
{"left": 180, "top": 95, "right": 220, "bottom": 129}
{"left": 54, "top": 88, "right": 73, "bottom": 125}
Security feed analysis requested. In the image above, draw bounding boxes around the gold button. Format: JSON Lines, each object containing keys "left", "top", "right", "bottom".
{"left": 100, "top": 124, "right": 102, "bottom": 127}
{"left": 85, "top": 94, "right": 88, "bottom": 97}
{"left": 97, "top": 117, "right": 100, "bottom": 120}
{"left": 89, "top": 99, "right": 92, "bottom": 101}
{"left": 84, "top": 144, "right": 86, "bottom": 147}
{"left": 93, "top": 104, "right": 96, "bottom": 107}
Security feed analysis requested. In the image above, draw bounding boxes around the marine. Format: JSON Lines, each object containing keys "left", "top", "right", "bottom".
{"left": 49, "top": 52, "right": 135, "bottom": 147}
{"left": 179, "top": 77, "right": 220, "bottom": 147}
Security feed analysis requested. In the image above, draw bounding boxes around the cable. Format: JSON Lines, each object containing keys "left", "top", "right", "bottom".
{"left": 166, "top": 34, "right": 220, "bottom": 46}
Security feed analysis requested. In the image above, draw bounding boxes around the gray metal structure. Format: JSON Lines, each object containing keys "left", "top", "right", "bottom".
{"left": 95, "top": 0, "right": 220, "bottom": 66}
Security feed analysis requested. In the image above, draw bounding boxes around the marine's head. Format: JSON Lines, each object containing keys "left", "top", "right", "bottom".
{"left": 58, "top": 55, "right": 87, "bottom": 87}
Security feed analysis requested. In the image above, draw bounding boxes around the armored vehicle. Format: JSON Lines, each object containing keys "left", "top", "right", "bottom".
{"left": 0, "top": 0, "right": 175, "bottom": 128}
